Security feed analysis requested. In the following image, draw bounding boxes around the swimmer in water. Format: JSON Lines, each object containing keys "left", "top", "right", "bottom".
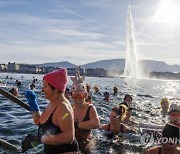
{"left": 168, "top": 103, "right": 180, "bottom": 127}
{"left": 160, "top": 97, "right": 170, "bottom": 117}
{"left": 101, "top": 104, "right": 136, "bottom": 138}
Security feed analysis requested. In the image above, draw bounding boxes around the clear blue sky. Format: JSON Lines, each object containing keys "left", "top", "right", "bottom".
{"left": 0, "top": 0, "right": 180, "bottom": 65}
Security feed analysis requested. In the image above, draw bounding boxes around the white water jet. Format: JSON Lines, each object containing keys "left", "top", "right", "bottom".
{"left": 123, "top": 5, "right": 140, "bottom": 78}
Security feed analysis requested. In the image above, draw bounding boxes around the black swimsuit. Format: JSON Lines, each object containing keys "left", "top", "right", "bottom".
{"left": 158, "top": 147, "right": 161, "bottom": 154}
{"left": 39, "top": 107, "right": 79, "bottom": 154}
{"left": 105, "top": 123, "right": 123, "bottom": 139}
{"left": 107, "top": 123, "right": 123, "bottom": 132}
{"left": 75, "top": 105, "right": 92, "bottom": 142}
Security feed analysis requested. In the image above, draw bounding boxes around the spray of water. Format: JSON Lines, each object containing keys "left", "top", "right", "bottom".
{"left": 123, "top": 5, "right": 141, "bottom": 78}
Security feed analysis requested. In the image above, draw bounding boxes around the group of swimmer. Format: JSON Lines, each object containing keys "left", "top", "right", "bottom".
{"left": 1, "top": 68, "right": 180, "bottom": 154}
{"left": 21, "top": 68, "right": 139, "bottom": 154}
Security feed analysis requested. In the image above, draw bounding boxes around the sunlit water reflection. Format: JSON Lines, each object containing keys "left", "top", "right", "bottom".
{"left": 0, "top": 73, "right": 180, "bottom": 153}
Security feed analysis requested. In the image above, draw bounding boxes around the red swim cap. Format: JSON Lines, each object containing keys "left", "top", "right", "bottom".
{"left": 43, "top": 68, "right": 67, "bottom": 93}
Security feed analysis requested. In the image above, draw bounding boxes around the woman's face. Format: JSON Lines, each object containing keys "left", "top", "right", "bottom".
{"left": 42, "top": 80, "right": 54, "bottom": 100}
{"left": 161, "top": 102, "right": 169, "bottom": 111}
{"left": 169, "top": 111, "right": 180, "bottom": 127}
{"left": 109, "top": 111, "right": 120, "bottom": 123}
{"left": 124, "top": 97, "right": 132, "bottom": 104}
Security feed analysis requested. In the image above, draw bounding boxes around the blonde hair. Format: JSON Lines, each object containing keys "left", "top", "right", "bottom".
{"left": 160, "top": 97, "right": 170, "bottom": 106}
{"left": 112, "top": 105, "right": 127, "bottom": 121}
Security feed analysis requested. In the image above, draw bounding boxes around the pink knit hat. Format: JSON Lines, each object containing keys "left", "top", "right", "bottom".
{"left": 43, "top": 68, "right": 68, "bottom": 93}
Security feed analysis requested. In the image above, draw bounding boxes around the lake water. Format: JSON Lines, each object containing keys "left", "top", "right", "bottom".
{"left": 0, "top": 72, "right": 180, "bottom": 154}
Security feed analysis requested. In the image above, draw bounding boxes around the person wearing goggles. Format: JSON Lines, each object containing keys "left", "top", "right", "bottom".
{"left": 101, "top": 104, "right": 136, "bottom": 138}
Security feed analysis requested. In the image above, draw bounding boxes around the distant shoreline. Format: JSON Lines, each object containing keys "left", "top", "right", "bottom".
{"left": 0, "top": 71, "right": 180, "bottom": 81}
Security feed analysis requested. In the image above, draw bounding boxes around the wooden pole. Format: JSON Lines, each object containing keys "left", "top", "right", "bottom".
{"left": 0, "top": 87, "right": 30, "bottom": 111}
{"left": 0, "top": 138, "right": 21, "bottom": 151}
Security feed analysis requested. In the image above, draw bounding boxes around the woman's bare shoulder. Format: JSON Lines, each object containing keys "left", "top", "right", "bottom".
{"left": 56, "top": 101, "right": 73, "bottom": 115}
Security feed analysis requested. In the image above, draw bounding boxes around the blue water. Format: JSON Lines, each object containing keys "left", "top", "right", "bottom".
{"left": 0, "top": 73, "right": 180, "bottom": 154}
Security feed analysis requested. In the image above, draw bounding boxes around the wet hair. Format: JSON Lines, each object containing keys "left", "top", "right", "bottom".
{"left": 112, "top": 105, "right": 127, "bottom": 121}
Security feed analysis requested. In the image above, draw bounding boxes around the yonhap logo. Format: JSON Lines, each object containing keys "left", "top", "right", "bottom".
{"left": 140, "top": 132, "right": 180, "bottom": 147}
{"left": 140, "top": 132, "right": 154, "bottom": 147}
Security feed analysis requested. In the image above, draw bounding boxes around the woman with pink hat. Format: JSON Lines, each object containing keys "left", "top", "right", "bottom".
{"left": 71, "top": 69, "right": 100, "bottom": 153}
{"left": 24, "top": 68, "right": 79, "bottom": 154}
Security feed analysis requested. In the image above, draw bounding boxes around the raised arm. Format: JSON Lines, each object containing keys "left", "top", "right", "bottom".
{"left": 24, "top": 90, "right": 41, "bottom": 125}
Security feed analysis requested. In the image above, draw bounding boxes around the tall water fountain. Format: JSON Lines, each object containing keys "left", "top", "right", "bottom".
{"left": 123, "top": 5, "right": 140, "bottom": 78}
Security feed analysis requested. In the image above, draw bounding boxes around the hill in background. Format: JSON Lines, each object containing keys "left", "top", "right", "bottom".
{"left": 39, "top": 61, "right": 77, "bottom": 68}
{"left": 39, "top": 59, "right": 180, "bottom": 73}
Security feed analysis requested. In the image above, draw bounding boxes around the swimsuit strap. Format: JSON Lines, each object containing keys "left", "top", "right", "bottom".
{"left": 120, "top": 123, "right": 123, "bottom": 132}
{"left": 38, "top": 105, "right": 59, "bottom": 135}
{"left": 82, "top": 105, "right": 92, "bottom": 121}
{"left": 107, "top": 123, "right": 111, "bottom": 131}
{"left": 158, "top": 147, "right": 161, "bottom": 154}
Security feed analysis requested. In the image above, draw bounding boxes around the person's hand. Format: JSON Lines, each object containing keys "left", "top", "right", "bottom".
{"left": 21, "top": 134, "right": 41, "bottom": 152}
{"left": 24, "top": 90, "right": 39, "bottom": 111}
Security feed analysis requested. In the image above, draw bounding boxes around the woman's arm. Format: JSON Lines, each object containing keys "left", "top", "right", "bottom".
{"left": 101, "top": 124, "right": 109, "bottom": 131}
{"left": 78, "top": 105, "right": 100, "bottom": 130}
{"left": 31, "top": 111, "right": 41, "bottom": 125}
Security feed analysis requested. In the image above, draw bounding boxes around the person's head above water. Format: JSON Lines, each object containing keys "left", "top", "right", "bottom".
{"left": 71, "top": 68, "right": 87, "bottom": 99}
{"left": 104, "top": 91, "right": 110, "bottom": 95}
{"left": 110, "top": 104, "right": 127, "bottom": 122}
{"left": 169, "top": 103, "right": 180, "bottom": 127}
{"left": 43, "top": 68, "right": 68, "bottom": 93}
{"left": 124, "top": 94, "right": 132, "bottom": 104}
{"left": 9, "top": 86, "right": 19, "bottom": 97}
{"left": 160, "top": 97, "right": 170, "bottom": 107}
{"left": 169, "top": 103, "right": 180, "bottom": 114}
{"left": 160, "top": 97, "right": 170, "bottom": 114}
{"left": 113, "top": 86, "right": 118, "bottom": 94}
{"left": 104, "top": 90, "right": 110, "bottom": 101}
{"left": 94, "top": 85, "right": 99, "bottom": 93}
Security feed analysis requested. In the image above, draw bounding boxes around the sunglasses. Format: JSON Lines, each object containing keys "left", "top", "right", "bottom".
{"left": 72, "top": 93, "right": 87, "bottom": 99}
{"left": 109, "top": 115, "right": 121, "bottom": 119}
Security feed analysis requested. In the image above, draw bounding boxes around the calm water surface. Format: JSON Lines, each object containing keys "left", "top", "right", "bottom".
{"left": 0, "top": 73, "right": 180, "bottom": 154}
